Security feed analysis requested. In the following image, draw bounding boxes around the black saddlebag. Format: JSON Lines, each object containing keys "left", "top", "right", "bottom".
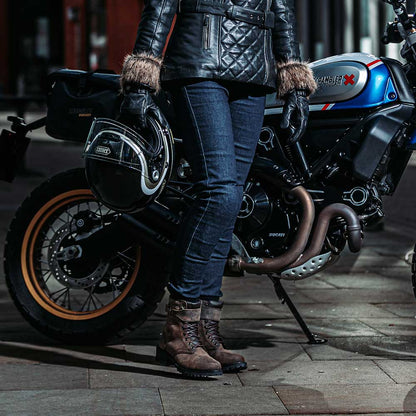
{"left": 45, "top": 69, "right": 122, "bottom": 142}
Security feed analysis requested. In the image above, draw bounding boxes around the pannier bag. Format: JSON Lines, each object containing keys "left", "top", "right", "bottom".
{"left": 46, "top": 69, "right": 122, "bottom": 142}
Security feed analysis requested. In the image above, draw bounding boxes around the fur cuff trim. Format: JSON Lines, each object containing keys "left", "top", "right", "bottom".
{"left": 275, "top": 60, "right": 317, "bottom": 99}
{"left": 120, "top": 52, "right": 163, "bottom": 94}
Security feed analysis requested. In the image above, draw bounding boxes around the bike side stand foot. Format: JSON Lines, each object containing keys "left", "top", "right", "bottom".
{"left": 271, "top": 277, "right": 327, "bottom": 345}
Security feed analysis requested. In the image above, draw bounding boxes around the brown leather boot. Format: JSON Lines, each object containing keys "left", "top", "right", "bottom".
{"left": 155, "top": 297, "right": 223, "bottom": 378}
{"left": 199, "top": 300, "right": 247, "bottom": 373}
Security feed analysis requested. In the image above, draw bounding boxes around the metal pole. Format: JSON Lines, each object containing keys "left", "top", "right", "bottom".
{"left": 353, "top": 0, "right": 361, "bottom": 52}
{"left": 308, "top": 0, "right": 315, "bottom": 60}
{"left": 297, "top": 0, "right": 311, "bottom": 60}
{"left": 310, "top": 0, "right": 321, "bottom": 60}
{"left": 330, "top": 0, "right": 345, "bottom": 55}
{"left": 85, "top": 0, "right": 92, "bottom": 71}
{"left": 379, "top": 0, "right": 387, "bottom": 57}
{"left": 321, "top": 0, "right": 330, "bottom": 57}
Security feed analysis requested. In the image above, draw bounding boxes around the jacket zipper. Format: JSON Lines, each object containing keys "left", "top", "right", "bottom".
{"left": 264, "top": 30, "right": 271, "bottom": 83}
{"left": 203, "top": 13, "right": 211, "bottom": 49}
{"left": 264, "top": 0, "right": 271, "bottom": 83}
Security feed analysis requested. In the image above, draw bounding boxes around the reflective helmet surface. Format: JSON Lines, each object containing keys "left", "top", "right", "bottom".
{"left": 83, "top": 117, "right": 173, "bottom": 213}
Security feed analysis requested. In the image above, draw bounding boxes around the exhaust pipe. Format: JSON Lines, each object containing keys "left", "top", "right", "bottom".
{"left": 120, "top": 213, "right": 176, "bottom": 252}
{"left": 228, "top": 186, "right": 315, "bottom": 274}
{"left": 75, "top": 212, "right": 175, "bottom": 258}
{"left": 132, "top": 201, "right": 182, "bottom": 237}
{"left": 287, "top": 203, "right": 362, "bottom": 269}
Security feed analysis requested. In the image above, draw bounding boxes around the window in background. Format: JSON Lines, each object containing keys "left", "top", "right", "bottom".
{"left": 88, "top": 0, "right": 107, "bottom": 71}
{"left": 360, "top": 0, "right": 372, "bottom": 53}
{"left": 344, "top": 0, "right": 354, "bottom": 53}
{"left": 9, "top": 0, "right": 63, "bottom": 95}
{"left": 313, "top": 0, "right": 326, "bottom": 59}
{"left": 297, "top": 0, "right": 405, "bottom": 62}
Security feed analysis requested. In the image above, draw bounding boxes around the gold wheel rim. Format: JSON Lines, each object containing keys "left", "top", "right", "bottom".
{"left": 21, "top": 189, "right": 141, "bottom": 320}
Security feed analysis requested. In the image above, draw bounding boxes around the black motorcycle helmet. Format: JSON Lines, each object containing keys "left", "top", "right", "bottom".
{"left": 83, "top": 116, "right": 174, "bottom": 213}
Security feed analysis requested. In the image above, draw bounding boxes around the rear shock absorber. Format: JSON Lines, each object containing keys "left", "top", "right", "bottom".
{"left": 285, "top": 142, "right": 312, "bottom": 180}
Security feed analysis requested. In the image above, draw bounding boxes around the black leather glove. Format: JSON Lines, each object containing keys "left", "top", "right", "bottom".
{"left": 119, "top": 83, "right": 168, "bottom": 131}
{"left": 280, "top": 89, "right": 310, "bottom": 144}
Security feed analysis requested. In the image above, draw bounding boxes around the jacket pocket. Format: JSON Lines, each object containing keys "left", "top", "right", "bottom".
{"left": 202, "top": 13, "right": 211, "bottom": 50}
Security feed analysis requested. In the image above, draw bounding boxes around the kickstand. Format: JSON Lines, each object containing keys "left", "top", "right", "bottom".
{"left": 269, "top": 275, "right": 327, "bottom": 345}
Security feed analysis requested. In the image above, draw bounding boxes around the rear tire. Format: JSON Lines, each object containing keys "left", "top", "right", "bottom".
{"left": 4, "top": 168, "right": 170, "bottom": 345}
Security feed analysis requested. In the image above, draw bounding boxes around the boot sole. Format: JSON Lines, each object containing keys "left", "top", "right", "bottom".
{"left": 155, "top": 346, "right": 223, "bottom": 378}
{"left": 222, "top": 361, "right": 248, "bottom": 373}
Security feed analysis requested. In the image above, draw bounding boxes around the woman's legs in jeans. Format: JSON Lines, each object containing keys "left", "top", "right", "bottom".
{"left": 200, "top": 88, "right": 267, "bottom": 300}
{"left": 167, "top": 80, "right": 266, "bottom": 301}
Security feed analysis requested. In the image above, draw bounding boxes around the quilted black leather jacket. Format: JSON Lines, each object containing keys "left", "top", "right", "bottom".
{"left": 121, "top": 0, "right": 316, "bottom": 97}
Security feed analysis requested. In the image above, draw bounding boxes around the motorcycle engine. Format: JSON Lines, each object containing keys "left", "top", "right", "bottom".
{"left": 233, "top": 180, "right": 299, "bottom": 258}
{"left": 173, "top": 156, "right": 300, "bottom": 258}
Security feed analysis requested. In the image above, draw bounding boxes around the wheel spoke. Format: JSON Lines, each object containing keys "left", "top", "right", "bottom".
{"left": 49, "top": 224, "right": 58, "bottom": 234}
{"left": 35, "top": 265, "right": 53, "bottom": 274}
{"left": 111, "top": 279, "right": 118, "bottom": 300}
{"left": 80, "top": 285, "right": 99, "bottom": 312}
{"left": 91, "top": 292, "right": 105, "bottom": 308}
{"left": 80, "top": 291, "right": 92, "bottom": 312}
{"left": 90, "top": 294, "right": 98, "bottom": 310}
{"left": 42, "top": 271, "right": 53, "bottom": 284}
{"left": 50, "top": 287, "right": 68, "bottom": 302}
{"left": 116, "top": 251, "right": 136, "bottom": 268}
{"left": 97, "top": 203, "right": 104, "bottom": 220}
{"left": 66, "top": 288, "right": 72, "bottom": 310}
{"left": 65, "top": 211, "right": 74, "bottom": 223}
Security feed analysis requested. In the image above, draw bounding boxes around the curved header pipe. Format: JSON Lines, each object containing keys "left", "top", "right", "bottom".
{"left": 235, "top": 186, "right": 315, "bottom": 274}
{"left": 288, "top": 203, "right": 362, "bottom": 269}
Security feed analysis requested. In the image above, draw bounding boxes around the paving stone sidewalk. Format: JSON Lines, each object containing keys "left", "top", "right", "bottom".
{"left": 0, "top": 140, "right": 416, "bottom": 415}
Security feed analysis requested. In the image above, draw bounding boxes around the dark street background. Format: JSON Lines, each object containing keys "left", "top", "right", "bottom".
{"left": 1, "top": 0, "right": 416, "bottom": 414}
{"left": 1, "top": 0, "right": 414, "bottom": 98}
{"left": 0, "top": 137, "right": 415, "bottom": 414}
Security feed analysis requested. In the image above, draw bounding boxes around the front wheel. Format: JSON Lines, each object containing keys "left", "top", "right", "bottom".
{"left": 4, "top": 168, "right": 170, "bottom": 344}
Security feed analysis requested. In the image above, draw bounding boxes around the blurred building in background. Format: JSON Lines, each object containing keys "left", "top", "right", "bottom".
{"left": 297, "top": 0, "right": 415, "bottom": 61}
{"left": 0, "top": 0, "right": 142, "bottom": 96}
{"left": 0, "top": 0, "right": 415, "bottom": 97}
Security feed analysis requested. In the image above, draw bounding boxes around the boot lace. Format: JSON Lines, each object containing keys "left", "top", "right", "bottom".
{"left": 182, "top": 321, "right": 203, "bottom": 350}
{"left": 203, "top": 320, "right": 223, "bottom": 346}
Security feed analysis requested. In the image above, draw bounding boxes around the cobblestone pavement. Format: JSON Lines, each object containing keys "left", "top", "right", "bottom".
{"left": 0, "top": 139, "right": 416, "bottom": 415}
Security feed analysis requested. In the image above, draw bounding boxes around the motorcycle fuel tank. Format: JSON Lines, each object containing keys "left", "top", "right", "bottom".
{"left": 266, "top": 53, "right": 398, "bottom": 113}
{"left": 311, "top": 59, "right": 368, "bottom": 103}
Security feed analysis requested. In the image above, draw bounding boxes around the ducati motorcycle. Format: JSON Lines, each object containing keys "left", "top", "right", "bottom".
{"left": 2, "top": 0, "right": 416, "bottom": 344}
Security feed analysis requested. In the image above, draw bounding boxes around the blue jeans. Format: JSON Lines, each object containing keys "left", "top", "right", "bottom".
{"left": 166, "top": 79, "right": 266, "bottom": 300}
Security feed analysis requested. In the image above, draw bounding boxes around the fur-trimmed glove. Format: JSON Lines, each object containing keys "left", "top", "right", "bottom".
{"left": 276, "top": 60, "right": 317, "bottom": 144}
{"left": 280, "top": 89, "right": 309, "bottom": 144}
{"left": 119, "top": 52, "right": 167, "bottom": 130}
{"left": 119, "top": 84, "right": 168, "bottom": 131}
